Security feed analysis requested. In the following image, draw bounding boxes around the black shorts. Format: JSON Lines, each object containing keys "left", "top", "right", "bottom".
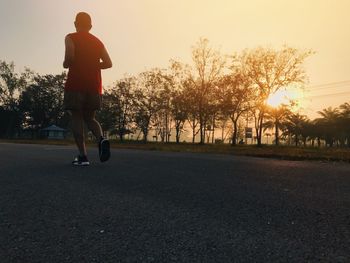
{"left": 64, "top": 91, "right": 101, "bottom": 111}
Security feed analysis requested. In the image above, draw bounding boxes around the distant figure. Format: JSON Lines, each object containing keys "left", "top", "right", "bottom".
{"left": 63, "top": 12, "right": 112, "bottom": 166}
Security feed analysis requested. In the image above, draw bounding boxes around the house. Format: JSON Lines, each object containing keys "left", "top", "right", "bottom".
{"left": 40, "top": 125, "right": 67, "bottom": 139}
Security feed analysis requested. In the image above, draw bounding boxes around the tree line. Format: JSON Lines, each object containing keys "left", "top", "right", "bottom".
{"left": 1, "top": 38, "right": 348, "bottom": 147}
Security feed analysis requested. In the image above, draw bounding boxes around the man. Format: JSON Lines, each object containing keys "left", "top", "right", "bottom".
{"left": 63, "top": 12, "right": 112, "bottom": 166}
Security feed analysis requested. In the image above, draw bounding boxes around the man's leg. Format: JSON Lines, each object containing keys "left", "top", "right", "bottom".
{"left": 71, "top": 110, "right": 87, "bottom": 156}
{"left": 83, "top": 109, "right": 110, "bottom": 162}
{"left": 83, "top": 110, "right": 103, "bottom": 140}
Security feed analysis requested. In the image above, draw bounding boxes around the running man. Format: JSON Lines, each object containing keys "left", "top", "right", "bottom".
{"left": 63, "top": 12, "right": 112, "bottom": 166}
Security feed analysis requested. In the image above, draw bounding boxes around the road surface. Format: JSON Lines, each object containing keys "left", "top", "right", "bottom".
{"left": 0, "top": 143, "right": 349, "bottom": 262}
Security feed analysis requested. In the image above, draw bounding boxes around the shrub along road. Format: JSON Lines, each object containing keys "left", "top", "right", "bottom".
{"left": 0, "top": 143, "right": 349, "bottom": 262}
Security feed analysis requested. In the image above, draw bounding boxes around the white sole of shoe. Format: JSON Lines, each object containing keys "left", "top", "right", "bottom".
{"left": 73, "top": 162, "right": 90, "bottom": 166}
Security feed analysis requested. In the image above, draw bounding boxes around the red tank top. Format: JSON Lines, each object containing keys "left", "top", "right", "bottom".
{"left": 65, "top": 32, "right": 104, "bottom": 94}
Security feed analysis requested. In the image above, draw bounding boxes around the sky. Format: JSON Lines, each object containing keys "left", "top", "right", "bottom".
{"left": 1, "top": 0, "right": 350, "bottom": 118}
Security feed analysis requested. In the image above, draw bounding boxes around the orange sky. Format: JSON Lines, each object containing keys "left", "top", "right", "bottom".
{"left": 1, "top": 0, "right": 350, "bottom": 118}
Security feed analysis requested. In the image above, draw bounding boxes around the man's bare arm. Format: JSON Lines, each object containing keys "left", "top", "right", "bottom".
{"left": 100, "top": 47, "right": 112, "bottom": 69}
{"left": 63, "top": 35, "right": 75, "bottom": 69}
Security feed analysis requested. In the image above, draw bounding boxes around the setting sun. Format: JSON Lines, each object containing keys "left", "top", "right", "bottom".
{"left": 267, "top": 90, "right": 289, "bottom": 107}
{"left": 267, "top": 88, "right": 304, "bottom": 109}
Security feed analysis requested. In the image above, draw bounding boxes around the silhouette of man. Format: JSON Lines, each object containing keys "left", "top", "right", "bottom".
{"left": 63, "top": 12, "right": 112, "bottom": 166}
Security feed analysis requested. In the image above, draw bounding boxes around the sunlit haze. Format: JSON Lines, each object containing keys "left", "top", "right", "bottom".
{"left": 267, "top": 88, "right": 305, "bottom": 110}
{"left": 1, "top": 0, "right": 350, "bottom": 119}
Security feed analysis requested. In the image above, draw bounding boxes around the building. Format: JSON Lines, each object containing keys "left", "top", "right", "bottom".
{"left": 40, "top": 125, "right": 67, "bottom": 140}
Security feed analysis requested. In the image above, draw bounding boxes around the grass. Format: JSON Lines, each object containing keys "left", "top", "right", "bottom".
{"left": 109, "top": 141, "right": 350, "bottom": 162}
{"left": 2, "top": 138, "right": 350, "bottom": 162}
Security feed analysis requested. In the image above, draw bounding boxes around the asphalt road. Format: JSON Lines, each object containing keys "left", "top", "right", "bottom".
{"left": 0, "top": 143, "right": 349, "bottom": 263}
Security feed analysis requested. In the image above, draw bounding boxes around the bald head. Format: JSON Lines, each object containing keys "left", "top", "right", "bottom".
{"left": 74, "top": 12, "right": 92, "bottom": 32}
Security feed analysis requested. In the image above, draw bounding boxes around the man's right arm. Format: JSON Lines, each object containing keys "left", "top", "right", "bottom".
{"left": 63, "top": 35, "right": 75, "bottom": 69}
{"left": 100, "top": 47, "right": 112, "bottom": 69}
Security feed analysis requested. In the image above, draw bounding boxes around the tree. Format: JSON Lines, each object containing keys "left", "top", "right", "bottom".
{"left": 299, "top": 119, "right": 313, "bottom": 147}
{"left": 110, "top": 77, "right": 135, "bottom": 141}
{"left": 315, "top": 107, "right": 340, "bottom": 147}
{"left": 183, "top": 79, "right": 200, "bottom": 143}
{"left": 216, "top": 113, "right": 232, "bottom": 143}
{"left": 170, "top": 89, "right": 188, "bottom": 143}
{"left": 19, "top": 73, "right": 67, "bottom": 132}
{"left": 309, "top": 119, "right": 324, "bottom": 147}
{"left": 133, "top": 69, "right": 164, "bottom": 142}
{"left": 0, "top": 61, "right": 33, "bottom": 137}
{"left": 189, "top": 38, "right": 226, "bottom": 144}
{"left": 152, "top": 70, "right": 173, "bottom": 143}
{"left": 168, "top": 60, "right": 189, "bottom": 143}
{"left": 97, "top": 91, "right": 117, "bottom": 137}
{"left": 0, "top": 61, "right": 32, "bottom": 107}
{"left": 217, "top": 73, "right": 253, "bottom": 145}
{"left": 263, "top": 104, "right": 291, "bottom": 145}
{"left": 283, "top": 113, "right": 308, "bottom": 146}
{"left": 338, "top": 102, "right": 350, "bottom": 147}
{"left": 238, "top": 46, "right": 313, "bottom": 146}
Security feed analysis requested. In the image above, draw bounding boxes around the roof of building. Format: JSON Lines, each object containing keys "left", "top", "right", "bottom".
{"left": 41, "top": 125, "right": 66, "bottom": 132}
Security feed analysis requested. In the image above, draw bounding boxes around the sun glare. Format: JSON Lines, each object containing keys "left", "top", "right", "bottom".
{"left": 267, "top": 90, "right": 287, "bottom": 107}
{"left": 267, "top": 88, "right": 304, "bottom": 109}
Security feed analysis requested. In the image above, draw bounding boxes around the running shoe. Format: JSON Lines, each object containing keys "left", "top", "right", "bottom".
{"left": 99, "top": 137, "right": 110, "bottom": 162}
{"left": 72, "top": 155, "right": 90, "bottom": 166}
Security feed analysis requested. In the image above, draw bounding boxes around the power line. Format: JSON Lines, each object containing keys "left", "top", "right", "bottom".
{"left": 308, "top": 80, "right": 350, "bottom": 89}
{"left": 303, "top": 91, "right": 350, "bottom": 99}
{"left": 307, "top": 83, "right": 350, "bottom": 92}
